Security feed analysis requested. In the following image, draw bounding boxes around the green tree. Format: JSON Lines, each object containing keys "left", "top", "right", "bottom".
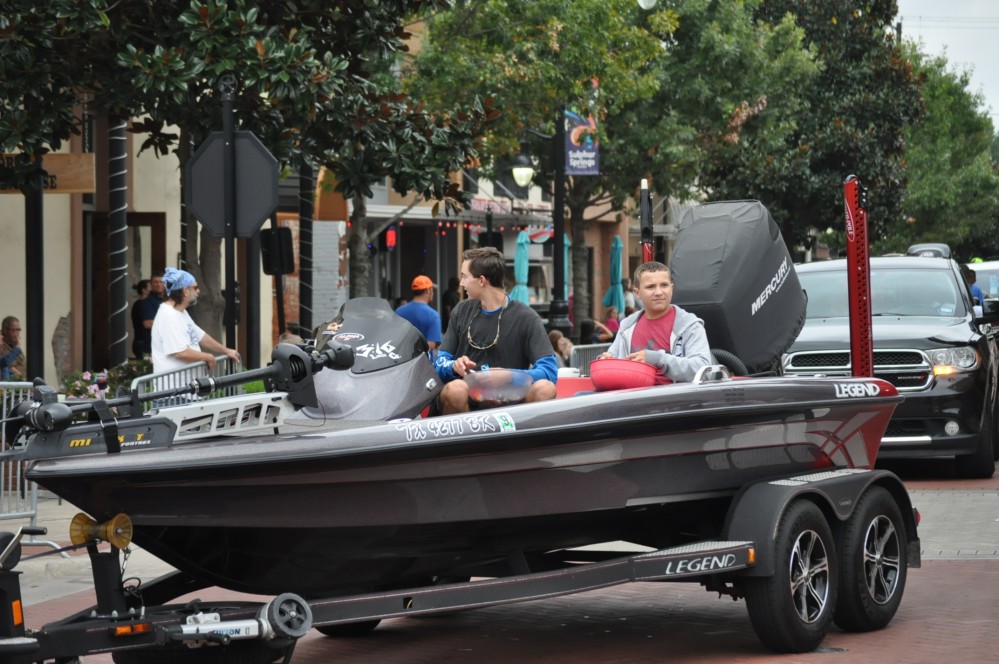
{"left": 408, "top": 0, "right": 665, "bottom": 331}
{"left": 752, "top": 0, "right": 922, "bottom": 246}
{"left": 612, "top": 0, "right": 816, "bottom": 214}
{"left": 409, "top": 0, "right": 814, "bottom": 331}
{"left": 0, "top": 0, "right": 492, "bottom": 336}
{"left": 895, "top": 45, "right": 999, "bottom": 260}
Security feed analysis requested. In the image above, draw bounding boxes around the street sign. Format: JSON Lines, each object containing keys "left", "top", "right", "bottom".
{"left": 185, "top": 131, "right": 279, "bottom": 238}
{"left": 0, "top": 153, "right": 96, "bottom": 194}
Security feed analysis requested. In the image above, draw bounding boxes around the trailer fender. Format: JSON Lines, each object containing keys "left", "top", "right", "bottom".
{"left": 722, "top": 468, "right": 918, "bottom": 578}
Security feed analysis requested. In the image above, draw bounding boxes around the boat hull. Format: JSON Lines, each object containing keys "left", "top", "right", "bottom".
{"left": 26, "top": 376, "right": 900, "bottom": 596}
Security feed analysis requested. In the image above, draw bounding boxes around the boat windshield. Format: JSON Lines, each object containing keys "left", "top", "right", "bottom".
{"left": 315, "top": 297, "right": 430, "bottom": 372}
{"left": 799, "top": 268, "right": 969, "bottom": 319}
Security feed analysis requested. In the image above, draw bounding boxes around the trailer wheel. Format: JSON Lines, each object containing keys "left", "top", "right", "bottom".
{"left": 315, "top": 619, "right": 382, "bottom": 637}
{"left": 110, "top": 640, "right": 291, "bottom": 664}
{"left": 743, "top": 500, "right": 837, "bottom": 653}
{"left": 833, "top": 486, "right": 907, "bottom": 632}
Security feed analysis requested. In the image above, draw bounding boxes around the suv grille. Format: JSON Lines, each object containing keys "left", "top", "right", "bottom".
{"left": 884, "top": 420, "right": 929, "bottom": 437}
{"left": 785, "top": 349, "right": 931, "bottom": 391}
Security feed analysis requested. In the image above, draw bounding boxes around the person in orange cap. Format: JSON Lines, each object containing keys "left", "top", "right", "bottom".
{"left": 394, "top": 275, "right": 443, "bottom": 351}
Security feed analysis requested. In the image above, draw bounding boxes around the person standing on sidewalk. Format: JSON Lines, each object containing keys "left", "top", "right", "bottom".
{"left": 151, "top": 268, "right": 239, "bottom": 374}
{"left": 0, "top": 316, "right": 26, "bottom": 380}
{"left": 130, "top": 280, "right": 152, "bottom": 358}
{"left": 395, "top": 275, "right": 443, "bottom": 352}
{"left": 138, "top": 271, "right": 166, "bottom": 350}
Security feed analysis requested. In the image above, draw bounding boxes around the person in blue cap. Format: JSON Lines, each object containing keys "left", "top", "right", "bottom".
{"left": 151, "top": 267, "right": 240, "bottom": 374}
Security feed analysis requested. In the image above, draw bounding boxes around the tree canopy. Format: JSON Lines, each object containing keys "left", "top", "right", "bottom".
{"left": 1, "top": 0, "right": 494, "bottom": 335}
{"left": 409, "top": 0, "right": 818, "bottom": 328}
{"left": 892, "top": 45, "right": 999, "bottom": 260}
{"left": 751, "top": 0, "right": 923, "bottom": 246}
{"left": 615, "top": 0, "right": 817, "bottom": 211}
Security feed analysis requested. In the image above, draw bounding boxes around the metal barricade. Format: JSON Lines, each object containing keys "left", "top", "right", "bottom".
{"left": 1, "top": 381, "right": 62, "bottom": 552}
{"left": 130, "top": 355, "right": 244, "bottom": 410}
{"left": 569, "top": 343, "right": 611, "bottom": 376}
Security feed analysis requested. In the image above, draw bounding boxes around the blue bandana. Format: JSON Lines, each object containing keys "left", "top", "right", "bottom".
{"left": 163, "top": 267, "right": 196, "bottom": 294}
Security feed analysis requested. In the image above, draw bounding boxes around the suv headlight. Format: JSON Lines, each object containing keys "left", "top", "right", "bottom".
{"left": 929, "top": 347, "right": 979, "bottom": 375}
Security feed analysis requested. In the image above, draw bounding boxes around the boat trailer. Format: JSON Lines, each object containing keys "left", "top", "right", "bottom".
{"left": 0, "top": 467, "right": 918, "bottom": 662}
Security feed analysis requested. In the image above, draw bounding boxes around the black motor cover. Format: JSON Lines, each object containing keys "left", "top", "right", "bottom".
{"left": 669, "top": 200, "right": 806, "bottom": 374}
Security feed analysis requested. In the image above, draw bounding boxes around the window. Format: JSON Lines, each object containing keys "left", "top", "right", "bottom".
{"left": 799, "top": 267, "right": 968, "bottom": 319}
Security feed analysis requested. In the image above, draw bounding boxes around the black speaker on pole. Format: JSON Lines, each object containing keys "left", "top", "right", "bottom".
{"left": 261, "top": 227, "right": 295, "bottom": 275}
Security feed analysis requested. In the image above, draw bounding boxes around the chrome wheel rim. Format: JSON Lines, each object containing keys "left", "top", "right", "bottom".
{"left": 863, "top": 515, "right": 901, "bottom": 605}
{"left": 789, "top": 529, "right": 830, "bottom": 624}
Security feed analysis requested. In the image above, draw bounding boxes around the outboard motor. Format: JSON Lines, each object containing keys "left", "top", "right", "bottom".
{"left": 670, "top": 200, "right": 806, "bottom": 375}
{"left": 294, "top": 297, "right": 442, "bottom": 420}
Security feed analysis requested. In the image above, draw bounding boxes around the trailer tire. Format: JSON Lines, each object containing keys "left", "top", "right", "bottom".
{"left": 315, "top": 619, "right": 381, "bottom": 637}
{"left": 743, "top": 500, "right": 837, "bottom": 653}
{"left": 110, "top": 640, "right": 291, "bottom": 664}
{"left": 833, "top": 487, "right": 907, "bottom": 632}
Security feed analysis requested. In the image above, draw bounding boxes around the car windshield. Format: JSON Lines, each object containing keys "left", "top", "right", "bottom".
{"left": 799, "top": 268, "right": 968, "bottom": 319}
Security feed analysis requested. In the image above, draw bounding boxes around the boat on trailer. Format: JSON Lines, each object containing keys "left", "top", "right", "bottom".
{"left": 0, "top": 193, "right": 920, "bottom": 661}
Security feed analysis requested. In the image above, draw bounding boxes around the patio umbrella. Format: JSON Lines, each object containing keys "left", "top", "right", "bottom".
{"left": 510, "top": 230, "right": 531, "bottom": 304}
{"left": 602, "top": 235, "right": 626, "bottom": 314}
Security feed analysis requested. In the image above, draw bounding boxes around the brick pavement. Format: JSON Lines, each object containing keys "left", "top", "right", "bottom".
{"left": 19, "top": 560, "right": 998, "bottom": 664}
{"left": 10, "top": 459, "right": 999, "bottom": 663}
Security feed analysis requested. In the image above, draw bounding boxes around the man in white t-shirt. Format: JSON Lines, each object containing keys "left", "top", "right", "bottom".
{"left": 151, "top": 268, "right": 240, "bottom": 377}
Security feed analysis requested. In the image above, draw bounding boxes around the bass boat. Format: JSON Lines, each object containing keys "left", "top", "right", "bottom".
{"left": 0, "top": 197, "right": 918, "bottom": 659}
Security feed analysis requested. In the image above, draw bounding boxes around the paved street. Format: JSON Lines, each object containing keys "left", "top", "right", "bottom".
{"left": 9, "top": 458, "right": 999, "bottom": 663}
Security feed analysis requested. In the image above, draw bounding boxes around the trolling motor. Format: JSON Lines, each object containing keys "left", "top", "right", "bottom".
{"left": 170, "top": 341, "right": 355, "bottom": 408}
{"left": 2, "top": 342, "right": 354, "bottom": 458}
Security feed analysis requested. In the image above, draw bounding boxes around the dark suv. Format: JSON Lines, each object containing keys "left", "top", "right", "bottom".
{"left": 783, "top": 256, "right": 999, "bottom": 478}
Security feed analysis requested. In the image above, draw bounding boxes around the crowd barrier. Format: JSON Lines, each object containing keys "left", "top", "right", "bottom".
{"left": 130, "top": 355, "right": 243, "bottom": 409}
{"left": 2, "top": 356, "right": 240, "bottom": 546}
{"left": 569, "top": 343, "right": 611, "bottom": 376}
{"left": 1, "top": 380, "right": 61, "bottom": 551}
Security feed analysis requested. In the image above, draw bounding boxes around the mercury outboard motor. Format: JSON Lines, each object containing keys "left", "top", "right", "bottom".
{"left": 294, "top": 297, "right": 442, "bottom": 421}
{"left": 670, "top": 200, "right": 806, "bottom": 375}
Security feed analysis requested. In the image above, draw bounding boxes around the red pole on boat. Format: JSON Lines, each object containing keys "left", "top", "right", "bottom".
{"left": 843, "top": 175, "right": 874, "bottom": 377}
{"left": 640, "top": 179, "right": 654, "bottom": 263}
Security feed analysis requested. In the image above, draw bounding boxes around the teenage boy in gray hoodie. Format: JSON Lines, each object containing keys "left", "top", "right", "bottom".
{"left": 598, "top": 261, "right": 711, "bottom": 384}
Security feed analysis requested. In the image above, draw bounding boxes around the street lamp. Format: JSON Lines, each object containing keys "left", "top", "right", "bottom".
{"left": 510, "top": 107, "right": 571, "bottom": 338}
{"left": 637, "top": 0, "right": 658, "bottom": 9}
{"left": 511, "top": 141, "right": 535, "bottom": 189}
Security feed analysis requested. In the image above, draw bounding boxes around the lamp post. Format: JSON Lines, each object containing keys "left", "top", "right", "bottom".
{"left": 511, "top": 106, "right": 571, "bottom": 338}
{"left": 484, "top": 205, "right": 494, "bottom": 248}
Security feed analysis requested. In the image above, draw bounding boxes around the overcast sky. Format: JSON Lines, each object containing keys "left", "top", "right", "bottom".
{"left": 896, "top": 0, "right": 999, "bottom": 121}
